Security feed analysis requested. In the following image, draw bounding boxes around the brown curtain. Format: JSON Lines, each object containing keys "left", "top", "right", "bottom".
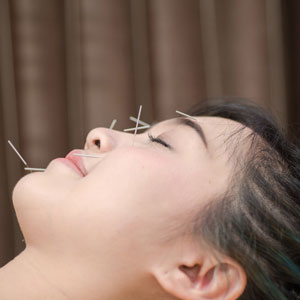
{"left": 0, "top": 0, "right": 299, "bottom": 266}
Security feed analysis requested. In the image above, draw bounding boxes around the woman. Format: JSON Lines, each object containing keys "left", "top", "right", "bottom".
{"left": 0, "top": 98, "right": 299, "bottom": 300}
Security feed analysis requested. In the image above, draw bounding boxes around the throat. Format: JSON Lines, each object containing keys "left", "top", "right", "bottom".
{"left": 0, "top": 249, "right": 69, "bottom": 300}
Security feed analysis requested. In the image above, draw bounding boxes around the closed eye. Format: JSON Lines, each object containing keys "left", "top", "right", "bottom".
{"left": 148, "top": 133, "right": 171, "bottom": 148}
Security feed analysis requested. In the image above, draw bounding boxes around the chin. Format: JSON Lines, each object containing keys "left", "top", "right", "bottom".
{"left": 12, "top": 172, "right": 51, "bottom": 247}
{"left": 12, "top": 172, "right": 45, "bottom": 222}
{"left": 12, "top": 172, "right": 41, "bottom": 207}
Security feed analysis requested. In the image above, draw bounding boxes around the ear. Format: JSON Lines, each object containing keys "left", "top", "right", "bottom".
{"left": 152, "top": 255, "right": 247, "bottom": 300}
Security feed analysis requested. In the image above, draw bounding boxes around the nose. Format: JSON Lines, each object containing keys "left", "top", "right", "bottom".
{"left": 84, "top": 127, "right": 115, "bottom": 153}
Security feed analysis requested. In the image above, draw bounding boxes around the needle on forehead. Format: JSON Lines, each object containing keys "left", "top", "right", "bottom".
{"left": 132, "top": 105, "right": 142, "bottom": 146}
{"left": 8, "top": 140, "right": 29, "bottom": 166}
{"left": 109, "top": 119, "right": 117, "bottom": 129}
{"left": 175, "top": 110, "right": 198, "bottom": 121}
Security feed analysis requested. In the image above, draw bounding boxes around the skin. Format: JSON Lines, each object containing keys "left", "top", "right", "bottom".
{"left": 0, "top": 116, "right": 248, "bottom": 300}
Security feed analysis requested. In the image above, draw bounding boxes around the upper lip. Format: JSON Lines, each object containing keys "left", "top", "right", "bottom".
{"left": 65, "top": 150, "right": 88, "bottom": 176}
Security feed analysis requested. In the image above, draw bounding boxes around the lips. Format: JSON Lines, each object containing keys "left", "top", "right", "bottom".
{"left": 65, "top": 150, "right": 88, "bottom": 176}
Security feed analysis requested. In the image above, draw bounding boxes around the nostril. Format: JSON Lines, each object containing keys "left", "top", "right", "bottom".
{"left": 93, "top": 139, "right": 101, "bottom": 148}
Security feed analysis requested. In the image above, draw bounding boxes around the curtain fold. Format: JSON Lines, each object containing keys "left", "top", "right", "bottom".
{"left": 10, "top": 0, "right": 69, "bottom": 166}
{"left": 81, "top": 0, "right": 136, "bottom": 132}
{"left": 0, "top": 0, "right": 299, "bottom": 266}
{"left": 148, "top": 0, "right": 206, "bottom": 120}
{"left": 216, "top": 0, "right": 270, "bottom": 108}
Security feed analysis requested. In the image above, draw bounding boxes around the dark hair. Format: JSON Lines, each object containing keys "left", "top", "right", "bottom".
{"left": 187, "top": 97, "right": 300, "bottom": 300}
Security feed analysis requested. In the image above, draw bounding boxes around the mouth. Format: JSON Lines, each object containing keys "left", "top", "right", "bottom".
{"left": 65, "top": 150, "right": 88, "bottom": 176}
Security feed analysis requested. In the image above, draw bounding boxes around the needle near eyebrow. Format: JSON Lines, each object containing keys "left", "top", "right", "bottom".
{"left": 175, "top": 110, "right": 198, "bottom": 121}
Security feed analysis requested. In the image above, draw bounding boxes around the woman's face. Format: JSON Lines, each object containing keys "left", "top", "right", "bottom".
{"left": 12, "top": 115, "right": 247, "bottom": 296}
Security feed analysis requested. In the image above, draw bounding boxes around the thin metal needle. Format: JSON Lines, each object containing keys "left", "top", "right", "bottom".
{"left": 175, "top": 110, "right": 198, "bottom": 121}
{"left": 132, "top": 105, "right": 142, "bottom": 146}
{"left": 72, "top": 153, "right": 101, "bottom": 158}
{"left": 129, "top": 116, "right": 150, "bottom": 127}
{"left": 109, "top": 119, "right": 117, "bottom": 129}
{"left": 123, "top": 125, "right": 150, "bottom": 132}
{"left": 8, "top": 140, "right": 29, "bottom": 167}
{"left": 24, "top": 167, "right": 46, "bottom": 171}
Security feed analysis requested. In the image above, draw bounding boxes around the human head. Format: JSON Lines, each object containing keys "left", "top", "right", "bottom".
{"left": 11, "top": 97, "right": 300, "bottom": 299}
{"left": 187, "top": 97, "right": 300, "bottom": 299}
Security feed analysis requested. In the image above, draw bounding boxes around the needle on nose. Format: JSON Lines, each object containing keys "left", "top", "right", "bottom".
{"left": 109, "top": 119, "right": 117, "bottom": 129}
{"left": 129, "top": 116, "right": 150, "bottom": 127}
{"left": 123, "top": 125, "right": 150, "bottom": 132}
{"left": 132, "top": 105, "right": 142, "bottom": 146}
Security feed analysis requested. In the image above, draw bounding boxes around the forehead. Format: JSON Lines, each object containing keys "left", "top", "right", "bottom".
{"left": 156, "top": 116, "right": 249, "bottom": 139}
{"left": 153, "top": 116, "right": 254, "bottom": 158}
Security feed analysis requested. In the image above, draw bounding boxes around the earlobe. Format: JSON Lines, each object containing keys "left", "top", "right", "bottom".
{"left": 152, "top": 258, "right": 247, "bottom": 300}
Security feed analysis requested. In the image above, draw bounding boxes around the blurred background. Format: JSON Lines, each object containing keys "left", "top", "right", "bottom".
{"left": 0, "top": 0, "right": 300, "bottom": 266}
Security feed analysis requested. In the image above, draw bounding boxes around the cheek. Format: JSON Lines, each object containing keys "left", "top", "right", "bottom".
{"left": 57, "top": 149, "right": 190, "bottom": 244}
{"left": 94, "top": 147, "right": 185, "bottom": 206}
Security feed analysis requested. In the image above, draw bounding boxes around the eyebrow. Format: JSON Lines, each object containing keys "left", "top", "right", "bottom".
{"left": 149, "top": 117, "right": 208, "bottom": 149}
{"left": 175, "top": 117, "right": 208, "bottom": 149}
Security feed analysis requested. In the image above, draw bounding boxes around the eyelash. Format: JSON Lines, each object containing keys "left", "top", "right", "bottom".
{"left": 147, "top": 133, "right": 170, "bottom": 148}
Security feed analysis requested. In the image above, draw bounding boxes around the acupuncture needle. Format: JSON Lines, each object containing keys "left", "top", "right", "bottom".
{"left": 7, "top": 140, "right": 37, "bottom": 173}
{"left": 109, "top": 119, "right": 117, "bottom": 129}
{"left": 8, "top": 140, "right": 29, "bottom": 242}
{"left": 132, "top": 105, "right": 142, "bottom": 146}
{"left": 24, "top": 167, "right": 46, "bottom": 171}
{"left": 8, "top": 140, "right": 29, "bottom": 167}
{"left": 123, "top": 125, "right": 150, "bottom": 132}
{"left": 129, "top": 116, "right": 150, "bottom": 127}
{"left": 175, "top": 110, "right": 198, "bottom": 121}
{"left": 72, "top": 153, "right": 101, "bottom": 158}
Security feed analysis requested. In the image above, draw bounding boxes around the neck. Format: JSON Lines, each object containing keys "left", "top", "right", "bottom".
{"left": 0, "top": 247, "right": 69, "bottom": 300}
{"left": 0, "top": 247, "right": 159, "bottom": 300}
